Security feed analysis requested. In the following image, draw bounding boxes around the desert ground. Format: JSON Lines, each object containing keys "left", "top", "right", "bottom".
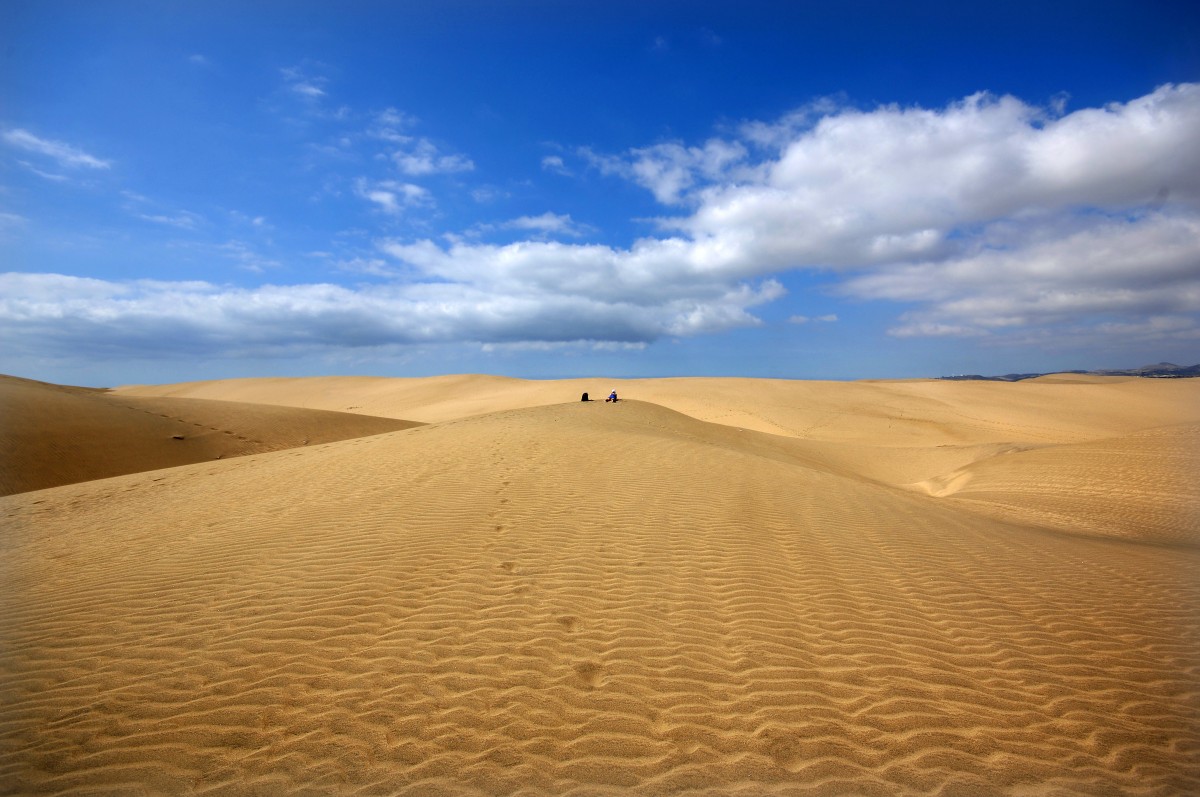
{"left": 2, "top": 372, "right": 1198, "bottom": 795}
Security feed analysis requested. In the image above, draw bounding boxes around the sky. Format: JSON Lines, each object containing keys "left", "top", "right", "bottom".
{"left": 2, "top": 0, "right": 1199, "bottom": 386}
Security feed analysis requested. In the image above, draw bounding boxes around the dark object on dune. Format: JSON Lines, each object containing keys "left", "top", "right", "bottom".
{"left": 581, "top": 392, "right": 589, "bottom": 401}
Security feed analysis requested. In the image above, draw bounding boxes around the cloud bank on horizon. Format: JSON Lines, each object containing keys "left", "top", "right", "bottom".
{"left": 2, "top": 4, "right": 1198, "bottom": 383}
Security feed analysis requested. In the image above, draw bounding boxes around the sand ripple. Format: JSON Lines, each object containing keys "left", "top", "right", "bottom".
{"left": 3, "top": 384, "right": 1199, "bottom": 795}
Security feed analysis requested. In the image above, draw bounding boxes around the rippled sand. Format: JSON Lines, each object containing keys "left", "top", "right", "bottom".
{"left": 3, "top": 374, "right": 1198, "bottom": 794}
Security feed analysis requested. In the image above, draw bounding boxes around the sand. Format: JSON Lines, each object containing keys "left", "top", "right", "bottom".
{"left": 0, "top": 374, "right": 421, "bottom": 496}
{"left": 2, "top": 374, "right": 1198, "bottom": 794}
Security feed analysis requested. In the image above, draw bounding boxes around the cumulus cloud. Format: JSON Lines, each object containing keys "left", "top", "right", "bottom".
{"left": 583, "top": 138, "right": 749, "bottom": 204}
{"left": 4, "top": 84, "right": 1198, "bottom": 362}
{"left": 392, "top": 139, "right": 474, "bottom": 176}
{"left": 657, "top": 85, "right": 1200, "bottom": 274}
{"left": 2, "top": 128, "right": 112, "bottom": 170}
{"left": 590, "top": 83, "right": 1200, "bottom": 343}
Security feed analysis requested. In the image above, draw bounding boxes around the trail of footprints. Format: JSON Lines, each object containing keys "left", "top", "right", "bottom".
{"left": 125, "top": 403, "right": 261, "bottom": 444}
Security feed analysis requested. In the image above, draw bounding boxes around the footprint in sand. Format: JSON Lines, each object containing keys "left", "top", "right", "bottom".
{"left": 573, "top": 661, "right": 604, "bottom": 689}
{"left": 556, "top": 616, "right": 579, "bottom": 632}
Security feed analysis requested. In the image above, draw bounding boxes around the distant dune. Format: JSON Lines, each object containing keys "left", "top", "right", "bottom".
{"left": 3, "top": 374, "right": 1198, "bottom": 794}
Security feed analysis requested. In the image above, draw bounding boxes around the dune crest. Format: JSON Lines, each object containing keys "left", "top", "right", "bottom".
{"left": 3, "top": 376, "right": 1199, "bottom": 794}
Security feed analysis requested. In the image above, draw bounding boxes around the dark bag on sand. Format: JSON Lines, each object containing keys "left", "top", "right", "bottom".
{"left": 581, "top": 392, "right": 589, "bottom": 402}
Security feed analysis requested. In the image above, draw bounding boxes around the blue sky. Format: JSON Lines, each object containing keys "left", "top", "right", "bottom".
{"left": 2, "top": 0, "right": 1198, "bottom": 386}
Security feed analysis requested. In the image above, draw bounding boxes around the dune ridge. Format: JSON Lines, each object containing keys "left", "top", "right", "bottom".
{"left": 114, "top": 372, "right": 1200, "bottom": 442}
{"left": 3, "top": 375, "right": 1199, "bottom": 794}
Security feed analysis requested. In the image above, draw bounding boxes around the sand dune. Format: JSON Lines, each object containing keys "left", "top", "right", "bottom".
{"left": 116, "top": 371, "right": 1200, "bottom": 443}
{"left": 3, "top": 375, "right": 1199, "bottom": 794}
{"left": 0, "top": 374, "right": 421, "bottom": 496}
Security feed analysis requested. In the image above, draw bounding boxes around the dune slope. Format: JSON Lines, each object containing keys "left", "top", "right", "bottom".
{"left": 0, "top": 374, "right": 421, "bottom": 495}
{"left": 115, "top": 373, "right": 1200, "bottom": 544}
{"left": 3, "top": 397, "right": 1198, "bottom": 795}
{"left": 924, "top": 423, "right": 1200, "bottom": 546}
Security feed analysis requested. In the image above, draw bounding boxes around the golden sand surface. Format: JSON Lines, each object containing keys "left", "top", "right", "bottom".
{"left": 3, "top": 374, "right": 1199, "bottom": 794}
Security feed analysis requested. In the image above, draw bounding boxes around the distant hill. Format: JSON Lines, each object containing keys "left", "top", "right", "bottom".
{"left": 940, "top": 362, "right": 1200, "bottom": 381}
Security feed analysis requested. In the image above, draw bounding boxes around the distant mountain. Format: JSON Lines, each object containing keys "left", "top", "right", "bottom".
{"left": 939, "top": 363, "right": 1200, "bottom": 381}
{"left": 1097, "top": 362, "right": 1200, "bottom": 377}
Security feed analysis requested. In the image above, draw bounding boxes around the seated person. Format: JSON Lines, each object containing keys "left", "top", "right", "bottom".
{"left": 606, "top": 390, "right": 618, "bottom": 402}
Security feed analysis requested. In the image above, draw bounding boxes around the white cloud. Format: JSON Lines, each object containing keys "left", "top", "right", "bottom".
{"left": 366, "top": 108, "right": 474, "bottom": 176}
{"left": 229, "top": 211, "right": 269, "bottom": 229}
{"left": 18, "top": 161, "right": 70, "bottom": 182}
{"left": 506, "top": 213, "right": 591, "bottom": 237}
{"left": 354, "top": 178, "right": 432, "bottom": 215}
{"left": 0, "top": 269, "right": 782, "bottom": 357}
{"left": 789, "top": 314, "right": 838, "bottom": 324}
{"left": 138, "top": 211, "right": 204, "bottom": 230}
{"left": 889, "top": 322, "right": 992, "bottom": 339}
{"left": 218, "top": 241, "right": 282, "bottom": 273}
{"left": 584, "top": 138, "right": 749, "bottom": 204}
{"left": 375, "top": 108, "right": 418, "bottom": 131}
{"left": 470, "top": 186, "right": 509, "bottom": 203}
{"left": 2, "top": 129, "right": 112, "bottom": 169}
{"left": 468, "top": 212, "right": 593, "bottom": 240}
{"left": 121, "top": 191, "right": 206, "bottom": 231}
{"left": 667, "top": 84, "right": 1200, "bottom": 273}
{"left": 391, "top": 138, "right": 474, "bottom": 176}
{"left": 0, "top": 211, "right": 27, "bottom": 228}
{"left": 541, "top": 155, "right": 572, "bottom": 176}
{"left": 292, "top": 82, "right": 326, "bottom": 98}
{"left": 4, "top": 84, "right": 1198, "bottom": 363}
{"left": 846, "top": 212, "right": 1200, "bottom": 338}
{"left": 281, "top": 66, "right": 327, "bottom": 95}
{"left": 582, "top": 83, "right": 1200, "bottom": 344}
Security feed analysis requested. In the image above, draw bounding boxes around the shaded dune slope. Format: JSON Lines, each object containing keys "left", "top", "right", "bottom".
{"left": 3, "top": 399, "right": 1198, "bottom": 794}
{"left": 0, "top": 374, "right": 421, "bottom": 495}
